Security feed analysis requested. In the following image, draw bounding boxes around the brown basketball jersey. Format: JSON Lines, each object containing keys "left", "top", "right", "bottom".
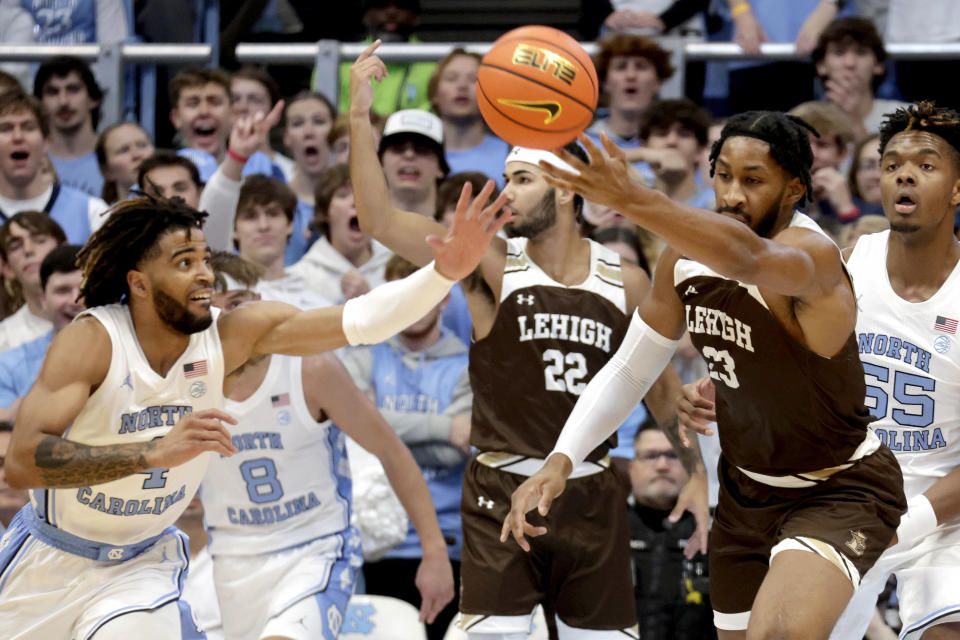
{"left": 469, "top": 237, "right": 630, "bottom": 460}
{"left": 674, "top": 213, "right": 873, "bottom": 475}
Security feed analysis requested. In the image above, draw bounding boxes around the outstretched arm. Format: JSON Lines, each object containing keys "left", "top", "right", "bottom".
{"left": 542, "top": 134, "right": 846, "bottom": 299}
{"left": 6, "top": 318, "right": 237, "bottom": 489}
{"left": 219, "top": 181, "right": 510, "bottom": 371}
{"left": 304, "top": 353, "right": 454, "bottom": 623}
{"left": 349, "top": 40, "right": 507, "bottom": 269}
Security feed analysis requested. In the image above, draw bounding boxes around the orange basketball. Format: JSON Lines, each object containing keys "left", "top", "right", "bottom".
{"left": 477, "top": 25, "right": 598, "bottom": 150}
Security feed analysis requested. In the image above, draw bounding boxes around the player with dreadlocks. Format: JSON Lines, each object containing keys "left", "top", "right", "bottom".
{"left": 0, "top": 186, "right": 510, "bottom": 639}
{"left": 502, "top": 117, "right": 907, "bottom": 640}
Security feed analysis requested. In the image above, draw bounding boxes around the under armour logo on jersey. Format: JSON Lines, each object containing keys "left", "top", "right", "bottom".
{"left": 684, "top": 285, "right": 698, "bottom": 297}
{"left": 478, "top": 496, "right": 494, "bottom": 509}
{"left": 516, "top": 294, "right": 534, "bottom": 305}
{"left": 107, "top": 548, "right": 124, "bottom": 560}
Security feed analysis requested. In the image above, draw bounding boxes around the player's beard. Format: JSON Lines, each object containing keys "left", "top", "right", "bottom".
{"left": 506, "top": 189, "right": 557, "bottom": 239}
{"left": 718, "top": 185, "right": 785, "bottom": 239}
{"left": 153, "top": 288, "right": 213, "bottom": 335}
{"left": 754, "top": 195, "right": 783, "bottom": 239}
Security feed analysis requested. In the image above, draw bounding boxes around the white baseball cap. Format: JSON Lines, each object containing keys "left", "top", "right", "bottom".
{"left": 381, "top": 109, "right": 444, "bottom": 145}
{"left": 378, "top": 109, "right": 450, "bottom": 175}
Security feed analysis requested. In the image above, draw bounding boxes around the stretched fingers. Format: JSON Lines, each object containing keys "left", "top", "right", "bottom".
{"left": 539, "top": 158, "right": 581, "bottom": 186}
{"left": 477, "top": 189, "right": 509, "bottom": 228}
{"left": 540, "top": 169, "right": 579, "bottom": 196}
{"left": 262, "top": 99, "right": 285, "bottom": 129}
{"left": 600, "top": 132, "right": 628, "bottom": 163}
{"left": 356, "top": 39, "right": 382, "bottom": 62}
{"left": 467, "top": 179, "right": 496, "bottom": 220}
{"left": 454, "top": 180, "right": 475, "bottom": 221}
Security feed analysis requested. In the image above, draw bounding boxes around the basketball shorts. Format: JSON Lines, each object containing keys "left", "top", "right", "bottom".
{"left": 458, "top": 458, "right": 636, "bottom": 631}
{"left": 710, "top": 446, "right": 905, "bottom": 626}
{"left": 0, "top": 506, "right": 202, "bottom": 640}
{"left": 832, "top": 520, "right": 960, "bottom": 640}
{"left": 212, "top": 525, "right": 363, "bottom": 640}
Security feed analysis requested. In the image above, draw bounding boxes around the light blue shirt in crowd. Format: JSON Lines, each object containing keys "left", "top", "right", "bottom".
{"left": 446, "top": 135, "right": 510, "bottom": 187}
{"left": 50, "top": 152, "right": 104, "bottom": 200}
{"left": 0, "top": 330, "right": 52, "bottom": 409}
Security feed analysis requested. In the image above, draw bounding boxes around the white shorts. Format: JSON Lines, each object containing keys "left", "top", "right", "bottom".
{"left": 212, "top": 526, "right": 363, "bottom": 640}
{"left": 831, "top": 521, "right": 960, "bottom": 640}
{"left": 0, "top": 506, "right": 202, "bottom": 640}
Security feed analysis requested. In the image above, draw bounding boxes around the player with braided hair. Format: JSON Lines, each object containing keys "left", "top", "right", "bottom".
{"left": 503, "top": 116, "right": 907, "bottom": 640}
{"left": 0, "top": 186, "right": 510, "bottom": 639}
{"left": 76, "top": 196, "right": 209, "bottom": 309}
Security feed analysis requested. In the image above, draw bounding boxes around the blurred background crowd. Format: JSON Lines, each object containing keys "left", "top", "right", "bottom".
{"left": 1, "top": 0, "right": 954, "bottom": 638}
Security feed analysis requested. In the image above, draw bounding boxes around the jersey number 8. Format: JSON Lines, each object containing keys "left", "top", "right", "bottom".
{"left": 240, "top": 457, "right": 285, "bottom": 503}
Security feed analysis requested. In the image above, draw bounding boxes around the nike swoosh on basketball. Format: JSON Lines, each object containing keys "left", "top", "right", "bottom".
{"left": 497, "top": 99, "right": 562, "bottom": 124}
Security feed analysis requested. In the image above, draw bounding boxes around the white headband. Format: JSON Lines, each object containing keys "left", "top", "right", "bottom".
{"left": 506, "top": 146, "right": 580, "bottom": 176}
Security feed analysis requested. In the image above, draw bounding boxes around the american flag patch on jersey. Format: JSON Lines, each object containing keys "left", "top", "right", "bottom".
{"left": 184, "top": 360, "right": 208, "bottom": 378}
{"left": 935, "top": 316, "right": 958, "bottom": 334}
{"left": 271, "top": 393, "right": 290, "bottom": 407}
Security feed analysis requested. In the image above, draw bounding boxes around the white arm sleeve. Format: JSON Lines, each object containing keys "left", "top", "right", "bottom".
{"left": 552, "top": 310, "right": 680, "bottom": 467}
{"left": 198, "top": 167, "right": 242, "bottom": 252}
{"left": 341, "top": 261, "right": 455, "bottom": 345}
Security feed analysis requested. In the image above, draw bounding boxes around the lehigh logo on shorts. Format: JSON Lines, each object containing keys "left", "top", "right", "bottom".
{"left": 845, "top": 530, "right": 867, "bottom": 556}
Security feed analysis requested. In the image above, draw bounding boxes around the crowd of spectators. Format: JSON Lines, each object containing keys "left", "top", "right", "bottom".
{"left": 1, "top": 1, "right": 956, "bottom": 638}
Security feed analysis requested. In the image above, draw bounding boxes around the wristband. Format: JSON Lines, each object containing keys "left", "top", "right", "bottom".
{"left": 227, "top": 148, "right": 249, "bottom": 164}
{"left": 896, "top": 494, "right": 937, "bottom": 546}
{"left": 838, "top": 205, "right": 860, "bottom": 222}
{"left": 731, "top": 1, "right": 751, "bottom": 16}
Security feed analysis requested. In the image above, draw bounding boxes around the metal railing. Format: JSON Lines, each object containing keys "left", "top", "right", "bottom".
{"left": 0, "top": 43, "right": 214, "bottom": 134}
{"left": 234, "top": 39, "right": 960, "bottom": 109}
{"left": 4, "top": 39, "right": 960, "bottom": 133}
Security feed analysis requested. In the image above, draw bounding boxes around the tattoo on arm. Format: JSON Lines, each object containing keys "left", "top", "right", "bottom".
{"left": 35, "top": 435, "right": 153, "bottom": 488}
{"left": 660, "top": 415, "right": 705, "bottom": 476}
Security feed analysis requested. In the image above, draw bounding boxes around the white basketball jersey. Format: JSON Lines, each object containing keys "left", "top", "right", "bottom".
{"left": 31, "top": 304, "right": 225, "bottom": 546}
{"left": 201, "top": 354, "right": 351, "bottom": 556}
{"left": 848, "top": 230, "right": 960, "bottom": 498}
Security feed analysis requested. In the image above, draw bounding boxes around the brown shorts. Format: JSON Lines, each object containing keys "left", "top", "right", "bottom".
{"left": 459, "top": 457, "right": 637, "bottom": 630}
{"left": 709, "top": 445, "right": 906, "bottom": 615}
